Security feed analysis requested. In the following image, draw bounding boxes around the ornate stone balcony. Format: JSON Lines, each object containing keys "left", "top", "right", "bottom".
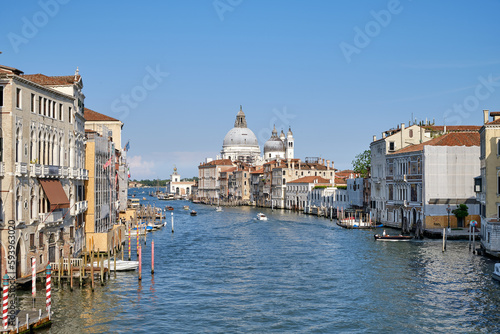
{"left": 71, "top": 200, "right": 88, "bottom": 216}
{"left": 15, "top": 162, "right": 28, "bottom": 176}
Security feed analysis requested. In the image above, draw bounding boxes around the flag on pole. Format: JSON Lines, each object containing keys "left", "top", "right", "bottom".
{"left": 127, "top": 167, "right": 131, "bottom": 179}
{"left": 103, "top": 157, "right": 112, "bottom": 169}
{"left": 124, "top": 141, "right": 130, "bottom": 152}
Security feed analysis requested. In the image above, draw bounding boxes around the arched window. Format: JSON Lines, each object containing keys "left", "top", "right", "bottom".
{"left": 16, "top": 188, "right": 22, "bottom": 221}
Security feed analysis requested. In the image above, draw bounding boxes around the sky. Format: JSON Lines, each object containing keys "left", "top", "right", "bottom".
{"left": 1, "top": 0, "right": 500, "bottom": 179}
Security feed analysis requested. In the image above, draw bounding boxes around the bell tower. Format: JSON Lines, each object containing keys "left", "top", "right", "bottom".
{"left": 285, "top": 127, "right": 294, "bottom": 160}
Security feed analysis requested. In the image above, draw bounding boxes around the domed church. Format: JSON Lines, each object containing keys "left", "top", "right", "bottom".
{"left": 221, "top": 106, "right": 261, "bottom": 163}
{"left": 264, "top": 125, "right": 294, "bottom": 162}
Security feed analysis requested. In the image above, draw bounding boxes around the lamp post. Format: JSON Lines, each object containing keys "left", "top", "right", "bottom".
{"left": 447, "top": 205, "right": 451, "bottom": 232}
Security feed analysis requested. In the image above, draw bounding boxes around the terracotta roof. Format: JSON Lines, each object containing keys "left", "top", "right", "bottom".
{"left": 0, "top": 65, "right": 23, "bottom": 75}
{"left": 84, "top": 108, "right": 120, "bottom": 122}
{"left": 21, "top": 73, "right": 80, "bottom": 86}
{"left": 288, "top": 176, "right": 331, "bottom": 184}
{"left": 487, "top": 118, "right": 500, "bottom": 125}
{"left": 199, "top": 159, "right": 233, "bottom": 167}
{"left": 250, "top": 167, "right": 264, "bottom": 174}
{"left": 489, "top": 111, "right": 500, "bottom": 117}
{"left": 392, "top": 132, "right": 480, "bottom": 154}
{"left": 423, "top": 125, "right": 481, "bottom": 132}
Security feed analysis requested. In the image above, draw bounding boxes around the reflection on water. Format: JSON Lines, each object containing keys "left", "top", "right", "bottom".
{"left": 19, "top": 191, "right": 500, "bottom": 333}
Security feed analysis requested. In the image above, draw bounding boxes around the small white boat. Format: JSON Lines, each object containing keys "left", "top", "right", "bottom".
{"left": 215, "top": 206, "right": 223, "bottom": 212}
{"left": 183, "top": 205, "right": 190, "bottom": 210}
{"left": 256, "top": 213, "right": 268, "bottom": 221}
{"left": 493, "top": 263, "right": 500, "bottom": 281}
{"left": 93, "top": 259, "right": 139, "bottom": 271}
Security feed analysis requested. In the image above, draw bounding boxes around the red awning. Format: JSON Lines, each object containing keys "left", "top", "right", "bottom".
{"left": 39, "top": 179, "right": 70, "bottom": 210}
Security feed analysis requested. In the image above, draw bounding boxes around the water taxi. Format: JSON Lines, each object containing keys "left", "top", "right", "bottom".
{"left": 190, "top": 210, "right": 197, "bottom": 216}
{"left": 256, "top": 213, "right": 268, "bottom": 221}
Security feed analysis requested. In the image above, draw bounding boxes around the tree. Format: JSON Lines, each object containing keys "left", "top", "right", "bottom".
{"left": 352, "top": 150, "right": 371, "bottom": 178}
{"left": 452, "top": 204, "right": 468, "bottom": 227}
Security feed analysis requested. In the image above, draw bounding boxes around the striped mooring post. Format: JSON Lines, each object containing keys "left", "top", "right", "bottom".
{"left": 3, "top": 274, "right": 8, "bottom": 329}
{"left": 45, "top": 265, "right": 51, "bottom": 312}
{"left": 136, "top": 223, "right": 140, "bottom": 256}
{"left": 32, "top": 258, "right": 36, "bottom": 306}
{"left": 138, "top": 246, "right": 142, "bottom": 281}
{"left": 151, "top": 240, "right": 155, "bottom": 275}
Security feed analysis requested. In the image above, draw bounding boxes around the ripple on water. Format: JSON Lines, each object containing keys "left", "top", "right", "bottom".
{"left": 29, "top": 197, "right": 500, "bottom": 333}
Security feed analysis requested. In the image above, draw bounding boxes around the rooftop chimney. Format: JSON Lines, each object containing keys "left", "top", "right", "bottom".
{"left": 484, "top": 109, "right": 489, "bottom": 124}
{"left": 401, "top": 123, "right": 405, "bottom": 131}
{"left": 382, "top": 132, "right": 386, "bottom": 138}
{"left": 326, "top": 160, "right": 330, "bottom": 170}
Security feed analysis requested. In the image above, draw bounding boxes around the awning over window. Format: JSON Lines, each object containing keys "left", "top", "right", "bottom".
{"left": 39, "top": 179, "right": 70, "bottom": 210}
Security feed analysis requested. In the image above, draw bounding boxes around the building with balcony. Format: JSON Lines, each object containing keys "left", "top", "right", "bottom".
{"left": 84, "top": 108, "right": 128, "bottom": 213}
{"left": 384, "top": 131, "right": 480, "bottom": 235}
{"left": 84, "top": 126, "right": 117, "bottom": 254}
{"left": 0, "top": 65, "right": 87, "bottom": 279}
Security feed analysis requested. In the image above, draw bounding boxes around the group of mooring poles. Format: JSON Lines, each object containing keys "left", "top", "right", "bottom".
{"left": 2, "top": 265, "right": 52, "bottom": 332}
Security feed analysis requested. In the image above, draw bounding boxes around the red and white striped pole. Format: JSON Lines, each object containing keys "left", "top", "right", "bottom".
{"left": 2, "top": 274, "right": 8, "bottom": 329}
{"left": 45, "top": 265, "right": 51, "bottom": 312}
{"left": 136, "top": 223, "right": 139, "bottom": 256}
{"left": 32, "top": 258, "right": 36, "bottom": 307}
{"left": 151, "top": 240, "right": 154, "bottom": 275}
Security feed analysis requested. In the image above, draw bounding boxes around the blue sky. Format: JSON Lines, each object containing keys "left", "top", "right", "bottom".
{"left": 2, "top": 0, "right": 500, "bottom": 179}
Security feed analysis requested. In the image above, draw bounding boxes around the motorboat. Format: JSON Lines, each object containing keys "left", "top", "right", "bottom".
{"left": 215, "top": 198, "right": 223, "bottom": 212}
{"left": 166, "top": 206, "right": 174, "bottom": 211}
{"left": 93, "top": 259, "right": 139, "bottom": 271}
{"left": 374, "top": 234, "right": 413, "bottom": 241}
{"left": 190, "top": 210, "right": 197, "bottom": 216}
{"left": 256, "top": 213, "right": 268, "bottom": 221}
{"left": 493, "top": 263, "right": 500, "bottom": 281}
{"left": 183, "top": 205, "right": 190, "bottom": 210}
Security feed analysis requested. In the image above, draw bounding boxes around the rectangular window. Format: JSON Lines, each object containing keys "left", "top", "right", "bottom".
{"left": 59, "top": 103, "right": 63, "bottom": 120}
{"left": 388, "top": 184, "right": 393, "bottom": 200}
{"left": 411, "top": 184, "right": 417, "bottom": 202}
{"left": 70, "top": 226, "right": 74, "bottom": 239}
{"left": 0, "top": 86, "right": 3, "bottom": 107}
{"left": 38, "top": 97, "right": 42, "bottom": 114}
{"left": 31, "top": 94, "right": 35, "bottom": 112}
{"left": 30, "top": 233, "right": 35, "bottom": 248}
{"left": 68, "top": 106, "right": 72, "bottom": 123}
{"left": 16, "top": 88, "right": 21, "bottom": 108}
{"left": 498, "top": 175, "right": 500, "bottom": 195}
{"left": 389, "top": 141, "right": 395, "bottom": 152}
{"left": 39, "top": 232, "right": 44, "bottom": 247}
{"left": 497, "top": 139, "right": 500, "bottom": 156}
{"left": 43, "top": 98, "right": 47, "bottom": 116}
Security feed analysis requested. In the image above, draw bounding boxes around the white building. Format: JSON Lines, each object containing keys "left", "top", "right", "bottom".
{"left": 221, "top": 106, "right": 261, "bottom": 163}
{"left": 263, "top": 126, "right": 294, "bottom": 162}
{"left": 347, "top": 178, "right": 364, "bottom": 208}
{"left": 0, "top": 65, "right": 88, "bottom": 278}
{"left": 384, "top": 131, "right": 480, "bottom": 234}
{"left": 166, "top": 167, "right": 195, "bottom": 197}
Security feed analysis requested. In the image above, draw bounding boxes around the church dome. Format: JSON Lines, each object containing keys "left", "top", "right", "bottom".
{"left": 264, "top": 137, "right": 285, "bottom": 153}
{"left": 264, "top": 125, "right": 285, "bottom": 154}
{"left": 223, "top": 127, "right": 259, "bottom": 147}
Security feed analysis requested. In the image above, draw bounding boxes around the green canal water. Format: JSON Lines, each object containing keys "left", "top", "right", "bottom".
{"left": 16, "top": 190, "right": 500, "bottom": 333}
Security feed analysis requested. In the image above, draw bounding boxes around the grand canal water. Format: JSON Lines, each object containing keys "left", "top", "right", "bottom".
{"left": 20, "top": 189, "right": 500, "bottom": 333}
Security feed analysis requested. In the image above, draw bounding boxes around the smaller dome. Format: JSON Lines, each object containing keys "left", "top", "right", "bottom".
{"left": 264, "top": 137, "right": 285, "bottom": 153}
{"left": 287, "top": 127, "right": 293, "bottom": 137}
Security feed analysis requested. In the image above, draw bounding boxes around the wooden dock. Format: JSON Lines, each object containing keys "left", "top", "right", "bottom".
{"left": 0, "top": 310, "right": 51, "bottom": 334}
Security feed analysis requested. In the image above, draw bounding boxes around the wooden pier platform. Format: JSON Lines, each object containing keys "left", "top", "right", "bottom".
{"left": 0, "top": 310, "right": 51, "bottom": 334}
